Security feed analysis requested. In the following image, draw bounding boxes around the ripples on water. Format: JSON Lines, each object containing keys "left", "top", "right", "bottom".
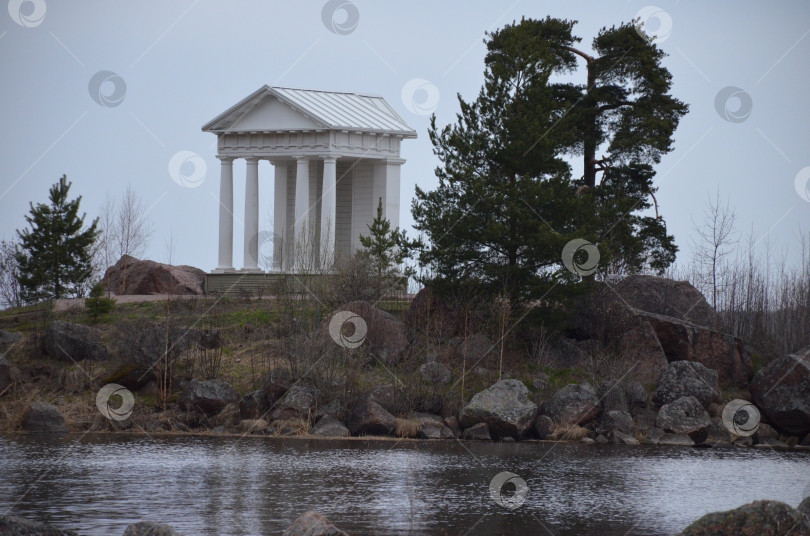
{"left": 1, "top": 434, "right": 808, "bottom": 535}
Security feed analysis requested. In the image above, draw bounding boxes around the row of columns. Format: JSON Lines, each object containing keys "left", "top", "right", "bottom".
{"left": 215, "top": 155, "right": 337, "bottom": 272}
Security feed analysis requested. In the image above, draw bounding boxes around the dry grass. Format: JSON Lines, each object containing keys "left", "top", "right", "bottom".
{"left": 270, "top": 418, "right": 310, "bottom": 436}
{"left": 549, "top": 424, "right": 589, "bottom": 441}
{"left": 394, "top": 417, "right": 421, "bottom": 438}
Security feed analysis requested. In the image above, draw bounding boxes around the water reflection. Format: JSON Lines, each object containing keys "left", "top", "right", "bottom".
{"left": 1, "top": 435, "right": 808, "bottom": 536}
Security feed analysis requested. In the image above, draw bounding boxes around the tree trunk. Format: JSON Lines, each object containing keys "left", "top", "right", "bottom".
{"left": 583, "top": 58, "right": 597, "bottom": 188}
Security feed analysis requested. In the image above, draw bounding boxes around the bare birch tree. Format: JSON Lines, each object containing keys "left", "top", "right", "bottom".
{"left": 691, "top": 190, "right": 737, "bottom": 309}
{"left": 114, "top": 184, "right": 153, "bottom": 292}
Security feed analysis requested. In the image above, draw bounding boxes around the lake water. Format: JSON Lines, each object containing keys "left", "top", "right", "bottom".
{"left": 1, "top": 434, "right": 807, "bottom": 535}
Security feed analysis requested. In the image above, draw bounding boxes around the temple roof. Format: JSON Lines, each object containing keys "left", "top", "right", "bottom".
{"left": 202, "top": 85, "right": 417, "bottom": 137}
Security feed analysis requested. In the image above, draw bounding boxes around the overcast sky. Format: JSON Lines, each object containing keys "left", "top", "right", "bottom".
{"left": 1, "top": 1, "right": 809, "bottom": 274}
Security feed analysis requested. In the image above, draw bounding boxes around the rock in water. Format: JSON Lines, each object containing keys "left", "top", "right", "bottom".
{"left": 750, "top": 348, "right": 810, "bottom": 436}
{"left": 656, "top": 396, "right": 711, "bottom": 443}
{"left": 178, "top": 379, "right": 238, "bottom": 416}
{"left": 42, "top": 321, "right": 108, "bottom": 361}
{"left": 542, "top": 383, "right": 601, "bottom": 426}
{"left": 282, "top": 510, "right": 348, "bottom": 536}
{"left": 123, "top": 521, "right": 185, "bottom": 535}
{"left": 104, "top": 255, "right": 205, "bottom": 295}
{"left": 654, "top": 361, "right": 721, "bottom": 409}
{"left": 0, "top": 514, "right": 80, "bottom": 535}
{"left": 678, "top": 500, "right": 810, "bottom": 535}
{"left": 459, "top": 379, "right": 537, "bottom": 439}
{"left": 21, "top": 401, "right": 68, "bottom": 433}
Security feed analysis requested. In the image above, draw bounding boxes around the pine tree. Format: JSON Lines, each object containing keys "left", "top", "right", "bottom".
{"left": 359, "top": 197, "right": 420, "bottom": 287}
{"left": 16, "top": 175, "right": 99, "bottom": 302}
{"left": 412, "top": 16, "right": 686, "bottom": 304}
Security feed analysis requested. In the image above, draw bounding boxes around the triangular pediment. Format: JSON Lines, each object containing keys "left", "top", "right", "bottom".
{"left": 229, "top": 94, "right": 324, "bottom": 131}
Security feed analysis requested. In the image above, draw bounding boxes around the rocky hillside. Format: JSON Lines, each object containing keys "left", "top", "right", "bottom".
{"left": 0, "top": 275, "right": 808, "bottom": 453}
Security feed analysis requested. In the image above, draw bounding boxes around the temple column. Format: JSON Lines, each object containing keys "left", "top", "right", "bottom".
{"left": 272, "top": 161, "right": 288, "bottom": 272}
{"left": 320, "top": 156, "right": 337, "bottom": 269}
{"left": 293, "top": 156, "right": 311, "bottom": 270}
{"left": 215, "top": 156, "right": 234, "bottom": 271}
{"left": 372, "top": 158, "right": 404, "bottom": 229}
{"left": 242, "top": 157, "right": 260, "bottom": 271}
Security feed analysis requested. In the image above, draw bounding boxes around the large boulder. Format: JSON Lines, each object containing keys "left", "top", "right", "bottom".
{"left": 21, "top": 401, "right": 68, "bottom": 433}
{"left": 239, "top": 390, "right": 269, "bottom": 419}
{"left": 598, "top": 381, "right": 629, "bottom": 413}
{"left": 178, "top": 379, "right": 238, "bottom": 416}
{"left": 577, "top": 275, "right": 751, "bottom": 385}
{"left": 654, "top": 361, "right": 721, "bottom": 409}
{"left": 0, "top": 330, "right": 23, "bottom": 346}
{"left": 534, "top": 415, "right": 556, "bottom": 439}
{"left": 459, "top": 379, "right": 537, "bottom": 439}
{"left": 0, "top": 514, "right": 80, "bottom": 535}
{"left": 310, "top": 416, "right": 350, "bottom": 438}
{"left": 104, "top": 255, "right": 205, "bottom": 295}
{"left": 103, "top": 363, "right": 155, "bottom": 391}
{"left": 415, "top": 413, "right": 454, "bottom": 439}
{"left": 750, "top": 348, "right": 810, "bottom": 436}
{"left": 42, "top": 321, "right": 108, "bottom": 361}
{"left": 329, "top": 301, "right": 409, "bottom": 365}
{"left": 613, "top": 274, "right": 717, "bottom": 326}
{"left": 123, "top": 521, "right": 185, "bottom": 536}
{"left": 656, "top": 396, "right": 711, "bottom": 443}
{"left": 576, "top": 275, "right": 715, "bottom": 341}
{"left": 618, "top": 321, "right": 669, "bottom": 386}
{"left": 367, "top": 384, "right": 407, "bottom": 416}
{"left": 645, "top": 314, "right": 751, "bottom": 385}
{"left": 261, "top": 369, "right": 294, "bottom": 405}
{"left": 347, "top": 400, "right": 396, "bottom": 436}
{"left": 542, "top": 383, "right": 601, "bottom": 426}
{"left": 282, "top": 510, "right": 348, "bottom": 536}
{"left": 678, "top": 500, "right": 810, "bottom": 535}
{"left": 798, "top": 496, "right": 810, "bottom": 518}
{"left": 601, "top": 410, "right": 635, "bottom": 436}
{"left": 271, "top": 385, "right": 319, "bottom": 421}
{"left": 404, "top": 286, "right": 460, "bottom": 339}
{"left": 462, "top": 422, "right": 492, "bottom": 440}
{"left": 625, "top": 382, "right": 649, "bottom": 410}
{"left": 420, "top": 361, "right": 451, "bottom": 385}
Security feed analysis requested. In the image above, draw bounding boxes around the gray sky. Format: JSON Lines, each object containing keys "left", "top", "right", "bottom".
{"left": 1, "top": 1, "right": 809, "bottom": 273}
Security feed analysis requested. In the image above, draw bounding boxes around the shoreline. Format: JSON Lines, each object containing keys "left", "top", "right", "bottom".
{"left": 4, "top": 430, "right": 810, "bottom": 453}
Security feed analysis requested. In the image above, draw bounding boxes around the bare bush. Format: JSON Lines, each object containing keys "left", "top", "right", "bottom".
{"left": 0, "top": 239, "right": 22, "bottom": 309}
{"left": 666, "top": 228, "right": 810, "bottom": 358}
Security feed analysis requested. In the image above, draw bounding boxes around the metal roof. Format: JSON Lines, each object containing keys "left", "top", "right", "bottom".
{"left": 202, "top": 85, "right": 417, "bottom": 137}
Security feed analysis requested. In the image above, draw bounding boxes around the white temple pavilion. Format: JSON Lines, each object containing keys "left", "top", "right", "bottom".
{"left": 202, "top": 85, "right": 416, "bottom": 283}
